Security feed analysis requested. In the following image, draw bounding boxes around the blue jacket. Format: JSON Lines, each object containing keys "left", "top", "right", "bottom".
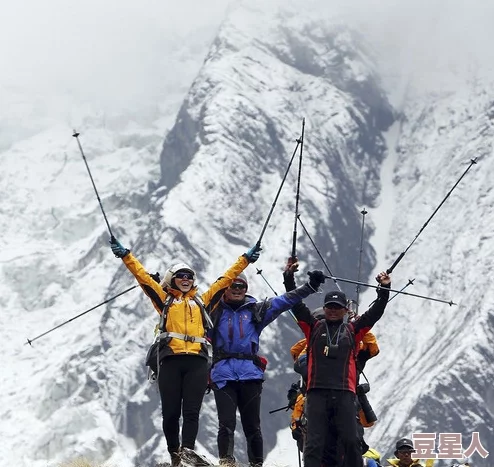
{"left": 209, "top": 283, "right": 315, "bottom": 389}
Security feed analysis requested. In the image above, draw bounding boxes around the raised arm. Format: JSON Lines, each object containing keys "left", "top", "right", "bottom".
{"left": 201, "top": 243, "right": 262, "bottom": 308}
{"left": 110, "top": 237, "right": 167, "bottom": 315}
{"left": 354, "top": 271, "right": 391, "bottom": 338}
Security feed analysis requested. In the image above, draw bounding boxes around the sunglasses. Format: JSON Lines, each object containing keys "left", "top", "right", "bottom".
{"left": 174, "top": 272, "right": 194, "bottom": 280}
{"left": 324, "top": 303, "right": 346, "bottom": 310}
{"left": 230, "top": 282, "right": 247, "bottom": 290}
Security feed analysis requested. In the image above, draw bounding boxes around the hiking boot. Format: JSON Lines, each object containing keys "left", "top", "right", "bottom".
{"left": 170, "top": 450, "right": 181, "bottom": 467}
{"left": 219, "top": 456, "right": 236, "bottom": 467}
{"left": 180, "top": 447, "right": 212, "bottom": 466}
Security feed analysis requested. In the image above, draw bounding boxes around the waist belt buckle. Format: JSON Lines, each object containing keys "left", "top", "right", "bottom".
{"left": 184, "top": 335, "right": 195, "bottom": 343}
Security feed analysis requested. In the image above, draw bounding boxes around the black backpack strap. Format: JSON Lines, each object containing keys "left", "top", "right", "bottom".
{"left": 193, "top": 295, "right": 214, "bottom": 330}
{"left": 253, "top": 297, "right": 269, "bottom": 324}
{"left": 158, "top": 293, "right": 175, "bottom": 331}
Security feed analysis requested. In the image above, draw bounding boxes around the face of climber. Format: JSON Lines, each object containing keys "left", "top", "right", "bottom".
{"left": 224, "top": 279, "right": 248, "bottom": 303}
{"left": 323, "top": 303, "right": 347, "bottom": 321}
{"left": 172, "top": 270, "right": 194, "bottom": 293}
{"left": 395, "top": 449, "right": 414, "bottom": 466}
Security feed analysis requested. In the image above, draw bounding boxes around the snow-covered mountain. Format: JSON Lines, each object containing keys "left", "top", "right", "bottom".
{"left": 2, "top": 1, "right": 493, "bottom": 466}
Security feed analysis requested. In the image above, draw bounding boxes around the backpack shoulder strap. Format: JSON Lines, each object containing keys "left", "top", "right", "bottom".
{"left": 346, "top": 323, "right": 358, "bottom": 359}
{"left": 252, "top": 297, "right": 269, "bottom": 324}
{"left": 158, "top": 293, "right": 175, "bottom": 331}
{"left": 193, "top": 294, "right": 214, "bottom": 330}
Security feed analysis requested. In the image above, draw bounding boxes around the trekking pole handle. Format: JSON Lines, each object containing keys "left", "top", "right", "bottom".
{"left": 386, "top": 251, "right": 405, "bottom": 274}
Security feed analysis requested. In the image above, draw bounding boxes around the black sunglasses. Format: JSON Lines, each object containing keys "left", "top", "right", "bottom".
{"left": 230, "top": 282, "right": 247, "bottom": 290}
{"left": 324, "top": 303, "right": 346, "bottom": 310}
{"left": 174, "top": 272, "right": 194, "bottom": 280}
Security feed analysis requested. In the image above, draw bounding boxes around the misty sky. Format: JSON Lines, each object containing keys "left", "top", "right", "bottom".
{"left": 1, "top": 0, "right": 493, "bottom": 127}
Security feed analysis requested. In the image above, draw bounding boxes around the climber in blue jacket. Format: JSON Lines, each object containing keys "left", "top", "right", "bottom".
{"left": 208, "top": 270, "right": 326, "bottom": 467}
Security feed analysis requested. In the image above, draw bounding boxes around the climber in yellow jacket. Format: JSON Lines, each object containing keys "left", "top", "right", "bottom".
{"left": 387, "top": 438, "right": 435, "bottom": 467}
{"left": 110, "top": 235, "right": 261, "bottom": 466}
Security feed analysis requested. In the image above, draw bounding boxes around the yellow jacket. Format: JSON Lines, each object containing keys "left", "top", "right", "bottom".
{"left": 123, "top": 253, "right": 249, "bottom": 356}
{"left": 290, "top": 393, "right": 305, "bottom": 430}
{"left": 387, "top": 458, "right": 435, "bottom": 466}
{"left": 290, "top": 339, "right": 307, "bottom": 362}
{"left": 360, "top": 330, "right": 379, "bottom": 356}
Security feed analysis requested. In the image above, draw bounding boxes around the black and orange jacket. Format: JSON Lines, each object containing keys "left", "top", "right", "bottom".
{"left": 292, "top": 285, "right": 390, "bottom": 393}
{"left": 122, "top": 253, "right": 249, "bottom": 358}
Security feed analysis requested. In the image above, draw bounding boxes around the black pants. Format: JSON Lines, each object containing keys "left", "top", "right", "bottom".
{"left": 214, "top": 380, "right": 263, "bottom": 465}
{"left": 158, "top": 355, "right": 208, "bottom": 454}
{"left": 304, "top": 389, "right": 362, "bottom": 467}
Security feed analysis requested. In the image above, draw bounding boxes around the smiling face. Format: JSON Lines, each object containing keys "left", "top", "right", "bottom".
{"left": 172, "top": 270, "right": 194, "bottom": 293}
{"left": 323, "top": 303, "right": 347, "bottom": 321}
{"left": 395, "top": 449, "right": 415, "bottom": 466}
{"left": 224, "top": 280, "right": 248, "bottom": 303}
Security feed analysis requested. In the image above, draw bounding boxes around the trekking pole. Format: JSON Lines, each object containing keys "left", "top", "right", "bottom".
{"left": 320, "top": 274, "right": 456, "bottom": 305}
{"left": 297, "top": 448, "right": 302, "bottom": 467}
{"left": 387, "top": 158, "right": 477, "bottom": 274}
{"left": 355, "top": 208, "right": 368, "bottom": 309}
{"left": 255, "top": 133, "right": 302, "bottom": 248}
{"left": 25, "top": 285, "right": 138, "bottom": 345}
{"left": 72, "top": 130, "right": 114, "bottom": 238}
{"left": 291, "top": 118, "right": 305, "bottom": 259}
{"left": 256, "top": 268, "right": 298, "bottom": 324}
{"left": 268, "top": 404, "right": 290, "bottom": 414}
{"left": 297, "top": 214, "right": 342, "bottom": 292}
{"left": 388, "top": 278, "right": 415, "bottom": 303}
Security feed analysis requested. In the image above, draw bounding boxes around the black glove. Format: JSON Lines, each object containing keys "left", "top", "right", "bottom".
{"left": 110, "top": 236, "right": 130, "bottom": 258}
{"left": 308, "top": 270, "right": 325, "bottom": 290}
{"left": 243, "top": 243, "right": 262, "bottom": 263}
{"left": 292, "top": 426, "right": 303, "bottom": 441}
{"left": 287, "top": 382, "right": 299, "bottom": 409}
{"left": 150, "top": 272, "right": 161, "bottom": 284}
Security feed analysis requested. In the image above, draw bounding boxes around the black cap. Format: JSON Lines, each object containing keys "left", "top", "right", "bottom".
{"left": 323, "top": 291, "right": 347, "bottom": 308}
{"left": 395, "top": 438, "right": 415, "bottom": 451}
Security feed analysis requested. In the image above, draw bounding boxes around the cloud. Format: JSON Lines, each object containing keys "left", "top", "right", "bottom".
{"left": 1, "top": 0, "right": 493, "bottom": 125}
{"left": 0, "top": 0, "right": 231, "bottom": 111}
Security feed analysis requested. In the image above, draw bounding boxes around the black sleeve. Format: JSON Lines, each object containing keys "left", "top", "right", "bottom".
{"left": 354, "top": 284, "right": 390, "bottom": 334}
{"left": 291, "top": 300, "right": 315, "bottom": 326}
{"left": 283, "top": 270, "right": 297, "bottom": 292}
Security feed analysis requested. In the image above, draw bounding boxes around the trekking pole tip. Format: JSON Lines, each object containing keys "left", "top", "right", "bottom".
{"left": 360, "top": 208, "right": 368, "bottom": 215}
{"left": 256, "top": 268, "right": 262, "bottom": 275}
{"left": 470, "top": 157, "right": 478, "bottom": 164}
{"left": 72, "top": 130, "right": 80, "bottom": 138}
{"left": 26, "top": 338, "right": 32, "bottom": 346}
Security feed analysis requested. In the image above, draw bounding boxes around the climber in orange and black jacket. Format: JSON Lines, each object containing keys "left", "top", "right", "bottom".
{"left": 283, "top": 257, "right": 390, "bottom": 467}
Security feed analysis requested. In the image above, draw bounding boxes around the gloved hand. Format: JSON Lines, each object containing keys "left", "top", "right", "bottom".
{"left": 287, "top": 382, "right": 299, "bottom": 409}
{"left": 243, "top": 243, "right": 262, "bottom": 263}
{"left": 110, "top": 236, "right": 130, "bottom": 258}
{"left": 308, "top": 270, "right": 325, "bottom": 290}
{"left": 292, "top": 426, "right": 303, "bottom": 441}
{"left": 150, "top": 272, "right": 161, "bottom": 284}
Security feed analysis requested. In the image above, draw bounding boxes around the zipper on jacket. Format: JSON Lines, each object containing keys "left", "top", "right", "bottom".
{"left": 184, "top": 296, "right": 189, "bottom": 353}
{"left": 228, "top": 315, "right": 233, "bottom": 343}
{"left": 239, "top": 312, "right": 244, "bottom": 338}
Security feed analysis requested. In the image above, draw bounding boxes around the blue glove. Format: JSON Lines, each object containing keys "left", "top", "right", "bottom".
{"left": 244, "top": 243, "right": 262, "bottom": 263}
{"left": 110, "top": 236, "right": 130, "bottom": 258}
{"left": 308, "top": 270, "right": 325, "bottom": 290}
